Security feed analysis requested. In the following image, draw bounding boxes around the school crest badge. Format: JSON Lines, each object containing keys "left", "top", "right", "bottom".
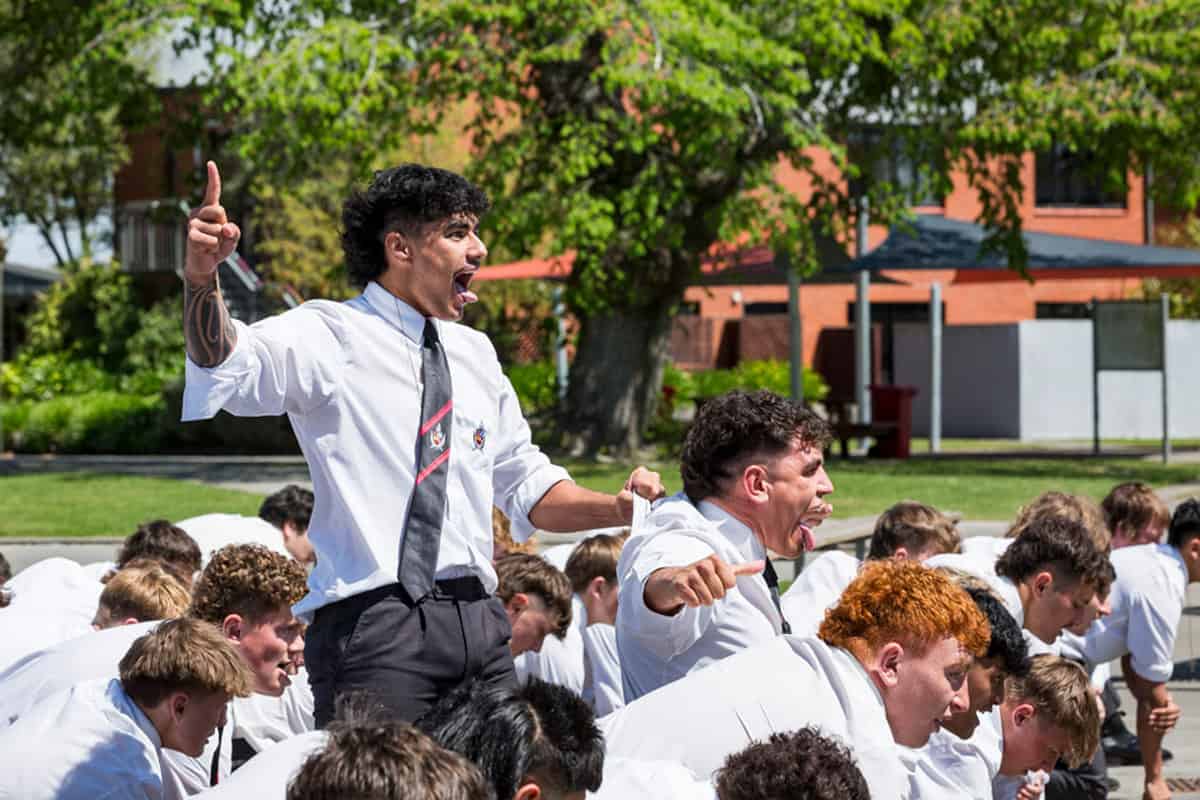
{"left": 429, "top": 423, "right": 446, "bottom": 451}
{"left": 472, "top": 424, "right": 487, "bottom": 451}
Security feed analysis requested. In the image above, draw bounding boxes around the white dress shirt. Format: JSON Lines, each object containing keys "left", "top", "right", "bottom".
{"left": 615, "top": 493, "right": 782, "bottom": 700}
{"left": 0, "top": 604, "right": 94, "bottom": 673}
{"left": 780, "top": 550, "right": 861, "bottom": 638}
{"left": 175, "top": 514, "right": 292, "bottom": 565}
{"left": 589, "top": 758, "right": 715, "bottom": 800}
{"left": 194, "top": 731, "right": 327, "bottom": 800}
{"left": 599, "top": 635, "right": 910, "bottom": 800}
{"left": 3, "top": 556, "right": 103, "bottom": 623}
{"left": 1062, "top": 543, "right": 1188, "bottom": 683}
{"left": 906, "top": 720, "right": 1001, "bottom": 800}
{"left": 925, "top": 552, "right": 1024, "bottom": 625}
{"left": 0, "top": 677, "right": 183, "bottom": 800}
{"left": 0, "top": 621, "right": 158, "bottom": 727}
{"left": 183, "top": 282, "right": 570, "bottom": 617}
{"left": 582, "top": 622, "right": 625, "bottom": 715}
{"left": 960, "top": 536, "right": 1013, "bottom": 562}
{"left": 515, "top": 594, "right": 587, "bottom": 694}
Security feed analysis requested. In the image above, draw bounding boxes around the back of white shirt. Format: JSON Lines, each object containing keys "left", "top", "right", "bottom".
{"left": 780, "top": 550, "right": 861, "bottom": 638}
{"left": 589, "top": 758, "right": 715, "bottom": 800}
{"left": 0, "top": 620, "right": 157, "bottom": 727}
{"left": 599, "top": 635, "right": 908, "bottom": 799}
{"left": 176, "top": 514, "right": 291, "bottom": 565}
{"left": 907, "top": 723, "right": 1000, "bottom": 800}
{"left": 0, "top": 677, "right": 167, "bottom": 800}
{"left": 581, "top": 622, "right": 625, "bottom": 715}
{"left": 960, "top": 536, "right": 1012, "bottom": 562}
{"left": 195, "top": 731, "right": 327, "bottom": 800}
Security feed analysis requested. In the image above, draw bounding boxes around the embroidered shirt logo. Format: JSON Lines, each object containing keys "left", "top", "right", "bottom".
{"left": 429, "top": 423, "right": 446, "bottom": 451}
{"left": 472, "top": 424, "right": 487, "bottom": 451}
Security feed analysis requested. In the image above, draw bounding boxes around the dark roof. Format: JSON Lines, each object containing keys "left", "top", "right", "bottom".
{"left": 2, "top": 262, "right": 62, "bottom": 300}
{"left": 832, "top": 214, "right": 1200, "bottom": 273}
{"left": 696, "top": 234, "right": 908, "bottom": 286}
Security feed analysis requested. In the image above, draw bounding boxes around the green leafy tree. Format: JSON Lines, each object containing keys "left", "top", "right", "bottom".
{"left": 0, "top": 0, "right": 194, "bottom": 264}
{"left": 199, "top": 0, "right": 1200, "bottom": 453}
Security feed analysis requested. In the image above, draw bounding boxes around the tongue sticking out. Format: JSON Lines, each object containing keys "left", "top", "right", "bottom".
{"left": 454, "top": 274, "right": 479, "bottom": 305}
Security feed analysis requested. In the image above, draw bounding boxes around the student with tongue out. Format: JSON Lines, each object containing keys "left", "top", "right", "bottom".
{"left": 180, "top": 162, "right": 664, "bottom": 727}
{"left": 615, "top": 389, "right": 834, "bottom": 700}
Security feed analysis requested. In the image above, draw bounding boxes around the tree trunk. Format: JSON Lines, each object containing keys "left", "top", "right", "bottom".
{"left": 561, "top": 302, "right": 675, "bottom": 456}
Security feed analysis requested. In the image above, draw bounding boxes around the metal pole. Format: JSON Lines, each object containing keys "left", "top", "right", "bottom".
{"left": 0, "top": 261, "right": 5, "bottom": 453}
{"left": 855, "top": 197, "right": 871, "bottom": 441}
{"left": 1144, "top": 163, "right": 1155, "bottom": 246}
{"left": 1162, "top": 292, "right": 1171, "bottom": 464}
{"left": 787, "top": 258, "right": 804, "bottom": 403}
{"left": 1092, "top": 299, "right": 1100, "bottom": 455}
{"left": 553, "top": 285, "right": 569, "bottom": 404}
{"left": 930, "top": 282, "right": 943, "bottom": 454}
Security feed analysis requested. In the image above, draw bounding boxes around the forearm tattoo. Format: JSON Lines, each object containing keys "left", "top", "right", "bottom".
{"left": 184, "top": 274, "right": 237, "bottom": 367}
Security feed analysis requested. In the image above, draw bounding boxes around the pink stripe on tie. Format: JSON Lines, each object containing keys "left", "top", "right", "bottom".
{"left": 420, "top": 401, "right": 453, "bottom": 435}
{"left": 415, "top": 449, "right": 451, "bottom": 485}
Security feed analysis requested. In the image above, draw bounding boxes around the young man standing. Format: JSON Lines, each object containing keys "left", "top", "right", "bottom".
{"left": 183, "top": 162, "right": 662, "bottom": 725}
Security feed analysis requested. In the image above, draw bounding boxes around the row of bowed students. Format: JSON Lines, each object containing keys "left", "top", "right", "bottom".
{"left": 0, "top": 477, "right": 1194, "bottom": 800}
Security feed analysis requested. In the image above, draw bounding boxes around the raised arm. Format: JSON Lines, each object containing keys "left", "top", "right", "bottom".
{"left": 183, "top": 161, "right": 240, "bottom": 367}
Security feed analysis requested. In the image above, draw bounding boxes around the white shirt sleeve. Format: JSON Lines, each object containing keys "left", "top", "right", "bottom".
{"left": 582, "top": 623, "right": 625, "bottom": 716}
{"left": 182, "top": 306, "right": 346, "bottom": 421}
{"left": 1126, "top": 588, "right": 1182, "bottom": 683}
{"left": 489, "top": 372, "right": 571, "bottom": 542}
{"left": 620, "top": 535, "right": 721, "bottom": 661}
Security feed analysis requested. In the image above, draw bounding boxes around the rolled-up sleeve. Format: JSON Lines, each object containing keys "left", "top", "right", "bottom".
{"left": 491, "top": 373, "right": 570, "bottom": 541}
{"left": 622, "top": 535, "right": 719, "bottom": 660}
{"left": 1127, "top": 590, "right": 1181, "bottom": 684}
{"left": 182, "top": 305, "right": 345, "bottom": 422}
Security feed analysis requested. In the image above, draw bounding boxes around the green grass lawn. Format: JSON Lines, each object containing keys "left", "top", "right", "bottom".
{"left": 0, "top": 473, "right": 262, "bottom": 537}
{"left": 3, "top": 454, "right": 1199, "bottom": 537}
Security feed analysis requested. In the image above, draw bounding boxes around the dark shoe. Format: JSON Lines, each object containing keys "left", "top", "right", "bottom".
{"left": 1103, "top": 727, "right": 1174, "bottom": 765}
{"left": 1105, "top": 776, "right": 1120, "bottom": 793}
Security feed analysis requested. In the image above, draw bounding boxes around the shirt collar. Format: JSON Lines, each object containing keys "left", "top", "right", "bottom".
{"left": 362, "top": 281, "right": 430, "bottom": 345}
{"left": 110, "top": 678, "right": 163, "bottom": 750}
{"left": 696, "top": 500, "right": 765, "bottom": 562}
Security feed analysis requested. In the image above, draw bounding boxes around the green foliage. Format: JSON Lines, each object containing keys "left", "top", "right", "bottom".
{"left": 1, "top": 353, "right": 116, "bottom": 402}
{"left": 19, "top": 260, "right": 139, "bottom": 370}
{"left": 504, "top": 361, "right": 559, "bottom": 416}
{"left": 0, "top": 0, "right": 182, "bottom": 263}
{"left": 119, "top": 302, "right": 188, "bottom": 395}
{"left": 463, "top": 280, "right": 558, "bottom": 365}
{"left": 690, "top": 360, "right": 829, "bottom": 405}
{"left": 1, "top": 393, "right": 165, "bottom": 453}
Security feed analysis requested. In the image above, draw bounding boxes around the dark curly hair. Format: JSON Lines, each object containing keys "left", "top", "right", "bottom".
{"left": 965, "top": 585, "right": 1029, "bottom": 678}
{"left": 995, "top": 515, "right": 1108, "bottom": 591}
{"left": 340, "top": 164, "right": 490, "bottom": 288}
{"left": 1168, "top": 497, "right": 1200, "bottom": 549}
{"left": 714, "top": 727, "right": 869, "bottom": 800}
{"left": 681, "top": 390, "right": 832, "bottom": 503}
{"left": 188, "top": 543, "right": 308, "bottom": 625}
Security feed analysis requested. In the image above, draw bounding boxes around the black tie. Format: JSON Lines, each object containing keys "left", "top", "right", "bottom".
{"left": 763, "top": 560, "right": 792, "bottom": 635}
{"left": 398, "top": 320, "right": 453, "bottom": 601}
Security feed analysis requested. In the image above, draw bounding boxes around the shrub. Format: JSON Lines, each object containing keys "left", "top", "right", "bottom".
{"left": 692, "top": 359, "right": 829, "bottom": 404}
{"left": 1, "top": 353, "right": 116, "bottom": 402}
{"left": 2, "top": 393, "right": 165, "bottom": 453}
{"left": 505, "top": 361, "right": 559, "bottom": 416}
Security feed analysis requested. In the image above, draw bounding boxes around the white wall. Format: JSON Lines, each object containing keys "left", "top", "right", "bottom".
{"left": 894, "top": 323, "right": 1021, "bottom": 438}
{"left": 895, "top": 319, "right": 1200, "bottom": 440}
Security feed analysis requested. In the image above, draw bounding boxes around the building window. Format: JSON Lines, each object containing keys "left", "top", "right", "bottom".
{"left": 1035, "top": 144, "right": 1126, "bottom": 208}
{"left": 848, "top": 127, "right": 944, "bottom": 207}
{"left": 743, "top": 302, "right": 789, "bottom": 315}
{"left": 1035, "top": 302, "right": 1091, "bottom": 320}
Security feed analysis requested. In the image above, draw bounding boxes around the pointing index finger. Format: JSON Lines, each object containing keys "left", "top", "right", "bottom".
{"left": 204, "top": 160, "right": 221, "bottom": 207}
{"left": 731, "top": 559, "right": 765, "bottom": 577}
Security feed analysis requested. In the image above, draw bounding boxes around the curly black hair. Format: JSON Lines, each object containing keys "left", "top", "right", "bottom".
{"left": 681, "top": 390, "right": 831, "bottom": 503}
{"left": 965, "top": 585, "right": 1029, "bottom": 678}
{"left": 714, "top": 727, "right": 869, "bottom": 800}
{"left": 1168, "top": 497, "right": 1200, "bottom": 549}
{"left": 340, "top": 164, "right": 490, "bottom": 288}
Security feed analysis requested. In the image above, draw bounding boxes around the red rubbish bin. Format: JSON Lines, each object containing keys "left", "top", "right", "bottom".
{"left": 868, "top": 384, "right": 918, "bottom": 459}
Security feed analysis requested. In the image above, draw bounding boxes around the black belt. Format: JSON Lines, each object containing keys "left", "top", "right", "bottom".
{"left": 319, "top": 577, "right": 490, "bottom": 619}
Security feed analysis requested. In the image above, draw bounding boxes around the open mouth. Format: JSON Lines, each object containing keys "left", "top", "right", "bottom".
{"left": 453, "top": 268, "right": 479, "bottom": 306}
